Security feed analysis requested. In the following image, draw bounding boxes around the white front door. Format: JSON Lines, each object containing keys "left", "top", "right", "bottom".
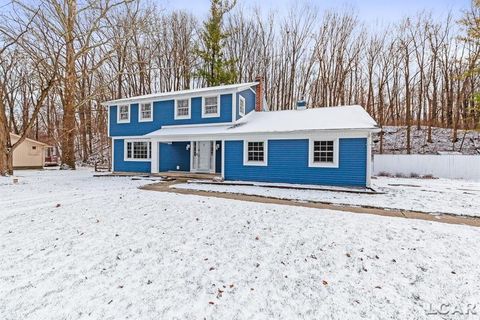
{"left": 192, "top": 141, "right": 214, "bottom": 173}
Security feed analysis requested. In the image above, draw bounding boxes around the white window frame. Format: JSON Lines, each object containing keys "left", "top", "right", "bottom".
{"left": 124, "top": 140, "right": 152, "bottom": 162}
{"left": 308, "top": 138, "right": 339, "bottom": 168}
{"left": 138, "top": 102, "right": 153, "bottom": 122}
{"left": 117, "top": 104, "right": 130, "bottom": 123}
{"left": 243, "top": 140, "right": 268, "bottom": 166}
{"left": 239, "top": 95, "right": 246, "bottom": 117}
{"left": 202, "top": 95, "right": 220, "bottom": 118}
{"left": 174, "top": 98, "right": 191, "bottom": 120}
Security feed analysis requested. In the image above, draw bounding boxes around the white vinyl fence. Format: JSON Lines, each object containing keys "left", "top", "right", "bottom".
{"left": 373, "top": 154, "right": 480, "bottom": 181}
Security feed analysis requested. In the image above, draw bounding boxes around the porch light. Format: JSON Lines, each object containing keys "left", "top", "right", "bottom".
{"left": 186, "top": 144, "right": 190, "bottom": 151}
{"left": 215, "top": 144, "right": 220, "bottom": 150}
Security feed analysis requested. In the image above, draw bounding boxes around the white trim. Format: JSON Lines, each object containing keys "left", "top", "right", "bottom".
{"left": 145, "top": 130, "right": 372, "bottom": 143}
{"left": 308, "top": 138, "right": 339, "bottom": 168}
{"left": 123, "top": 139, "right": 152, "bottom": 162}
{"left": 248, "top": 87, "right": 256, "bottom": 95}
{"left": 202, "top": 95, "right": 220, "bottom": 118}
{"left": 239, "top": 95, "right": 246, "bottom": 117}
{"left": 221, "top": 140, "right": 225, "bottom": 179}
{"left": 138, "top": 102, "right": 153, "bottom": 122}
{"left": 117, "top": 104, "right": 130, "bottom": 123}
{"left": 174, "top": 98, "right": 191, "bottom": 120}
{"left": 111, "top": 137, "right": 115, "bottom": 172}
{"left": 107, "top": 106, "right": 111, "bottom": 137}
{"left": 366, "top": 132, "right": 372, "bottom": 187}
{"left": 243, "top": 140, "right": 268, "bottom": 166}
{"left": 231, "top": 92, "right": 236, "bottom": 121}
{"left": 212, "top": 141, "right": 216, "bottom": 174}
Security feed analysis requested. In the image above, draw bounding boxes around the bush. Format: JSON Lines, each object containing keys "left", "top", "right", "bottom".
{"left": 377, "top": 171, "right": 392, "bottom": 177}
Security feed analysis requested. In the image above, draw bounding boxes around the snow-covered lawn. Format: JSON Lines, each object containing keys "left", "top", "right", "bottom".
{"left": 173, "top": 177, "right": 480, "bottom": 217}
{"left": 1, "top": 169, "right": 480, "bottom": 319}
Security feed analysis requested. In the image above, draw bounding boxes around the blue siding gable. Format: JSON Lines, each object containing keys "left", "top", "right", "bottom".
{"left": 109, "top": 94, "right": 234, "bottom": 137}
{"left": 235, "top": 87, "right": 256, "bottom": 120}
{"left": 113, "top": 139, "right": 151, "bottom": 173}
{"left": 224, "top": 138, "right": 367, "bottom": 187}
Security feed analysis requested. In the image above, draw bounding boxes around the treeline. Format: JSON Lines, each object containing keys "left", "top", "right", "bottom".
{"left": 0, "top": 0, "right": 479, "bottom": 173}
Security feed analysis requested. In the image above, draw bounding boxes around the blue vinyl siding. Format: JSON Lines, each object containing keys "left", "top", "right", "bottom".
{"left": 113, "top": 139, "right": 151, "bottom": 173}
{"left": 109, "top": 94, "right": 233, "bottom": 137}
{"left": 159, "top": 142, "right": 190, "bottom": 172}
{"left": 224, "top": 138, "right": 367, "bottom": 187}
{"left": 235, "top": 87, "right": 256, "bottom": 120}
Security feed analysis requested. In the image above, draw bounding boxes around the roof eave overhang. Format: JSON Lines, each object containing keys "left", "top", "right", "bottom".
{"left": 101, "top": 83, "right": 258, "bottom": 106}
{"left": 145, "top": 127, "right": 379, "bottom": 142}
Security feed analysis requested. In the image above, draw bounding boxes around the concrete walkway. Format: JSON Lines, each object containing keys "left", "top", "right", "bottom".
{"left": 140, "top": 180, "right": 480, "bottom": 228}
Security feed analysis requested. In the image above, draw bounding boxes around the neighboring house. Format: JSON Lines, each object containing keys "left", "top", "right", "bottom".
{"left": 104, "top": 80, "right": 379, "bottom": 187}
{"left": 10, "top": 133, "right": 51, "bottom": 169}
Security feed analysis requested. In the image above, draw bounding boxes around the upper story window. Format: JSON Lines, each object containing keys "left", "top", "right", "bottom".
{"left": 202, "top": 95, "right": 219, "bottom": 118}
{"left": 239, "top": 96, "right": 246, "bottom": 117}
{"left": 125, "top": 141, "right": 152, "bottom": 161}
{"left": 243, "top": 140, "right": 267, "bottom": 166}
{"left": 175, "top": 98, "right": 190, "bottom": 120}
{"left": 139, "top": 103, "right": 153, "bottom": 122}
{"left": 117, "top": 105, "right": 130, "bottom": 123}
{"left": 309, "top": 139, "right": 339, "bottom": 168}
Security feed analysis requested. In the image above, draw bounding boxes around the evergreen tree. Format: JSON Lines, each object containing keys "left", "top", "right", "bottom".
{"left": 196, "top": 0, "right": 237, "bottom": 86}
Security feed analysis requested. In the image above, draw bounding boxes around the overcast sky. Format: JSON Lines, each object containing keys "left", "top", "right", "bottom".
{"left": 162, "top": 0, "right": 470, "bottom": 23}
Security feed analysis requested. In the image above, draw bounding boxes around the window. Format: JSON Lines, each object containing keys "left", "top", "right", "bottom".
{"left": 239, "top": 96, "right": 246, "bottom": 117}
{"left": 125, "top": 141, "right": 152, "bottom": 161}
{"left": 309, "top": 139, "right": 339, "bottom": 168}
{"left": 175, "top": 99, "right": 190, "bottom": 119}
{"left": 29, "top": 145, "right": 39, "bottom": 156}
{"left": 202, "top": 95, "right": 219, "bottom": 117}
{"left": 243, "top": 140, "right": 267, "bottom": 166}
{"left": 118, "top": 105, "right": 130, "bottom": 123}
{"left": 139, "top": 103, "right": 152, "bottom": 122}
{"left": 314, "top": 141, "right": 334, "bottom": 163}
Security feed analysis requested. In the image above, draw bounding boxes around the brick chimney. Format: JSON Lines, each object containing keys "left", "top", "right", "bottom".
{"left": 255, "top": 76, "right": 263, "bottom": 112}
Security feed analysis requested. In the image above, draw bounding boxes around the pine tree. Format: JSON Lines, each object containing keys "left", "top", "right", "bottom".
{"left": 196, "top": 0, "right": 237, "bottom": 86}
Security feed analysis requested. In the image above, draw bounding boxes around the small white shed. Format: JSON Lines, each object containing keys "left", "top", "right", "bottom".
{"left": 10, "top": 133, "right": 50, "bottom": 169}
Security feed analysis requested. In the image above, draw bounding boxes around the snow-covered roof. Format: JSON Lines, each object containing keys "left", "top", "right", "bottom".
{"left": 103, "top": 82, "right": 258, "bottom": 105}
{"left": 10, "top": 133, "right": 51, "bottom": 146}
{"left": 144, "top": 105, "right": 378, "bottom": 140}
{"left": 229, "top": 105, "right": 378, "bottom": 133}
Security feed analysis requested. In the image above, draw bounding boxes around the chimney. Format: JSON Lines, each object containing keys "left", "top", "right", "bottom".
{"left": 255, "top": 76, "right": 263, "bottom": 112}
{"left": 296, "top": 99, "right": 307, "bottom": 110}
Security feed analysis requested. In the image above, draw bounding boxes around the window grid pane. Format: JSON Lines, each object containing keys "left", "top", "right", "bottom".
{"left": 313, "top": 140, "right": 334, "bottom": 163}
{"left": 247, "top": 142, "right": 264, "bottom": 162}
{"left": 204, "top": 96, "right": 218, "bottom": 114}
{"left": 119, "top": 105, "right": 129, "bottom": 120}
{"left": 127, "top": 142, "right": 132, "bottom": 158}
{"left": 126, "top": 142, "right": 151, "bottom": 160}
{"left": 141, "top": 104, "right": 152, "bottom": 119}
{"left": 239, "top": 98, "right": 245, "bottom": 115}
{"left": 176, "top": 99, "right": 189, "bottom": 117}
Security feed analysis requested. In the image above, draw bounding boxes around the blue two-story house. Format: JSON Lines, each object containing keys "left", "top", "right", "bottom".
{"left": 104, "top": 80, "right": 379, "bottom": 187}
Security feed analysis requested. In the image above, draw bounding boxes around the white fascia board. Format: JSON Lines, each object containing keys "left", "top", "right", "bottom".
{"left": 102, "top": 86, "right": 255, "bottom": 107}
{"left": 150, "top": 128, "right": 376, "bottom": 143}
